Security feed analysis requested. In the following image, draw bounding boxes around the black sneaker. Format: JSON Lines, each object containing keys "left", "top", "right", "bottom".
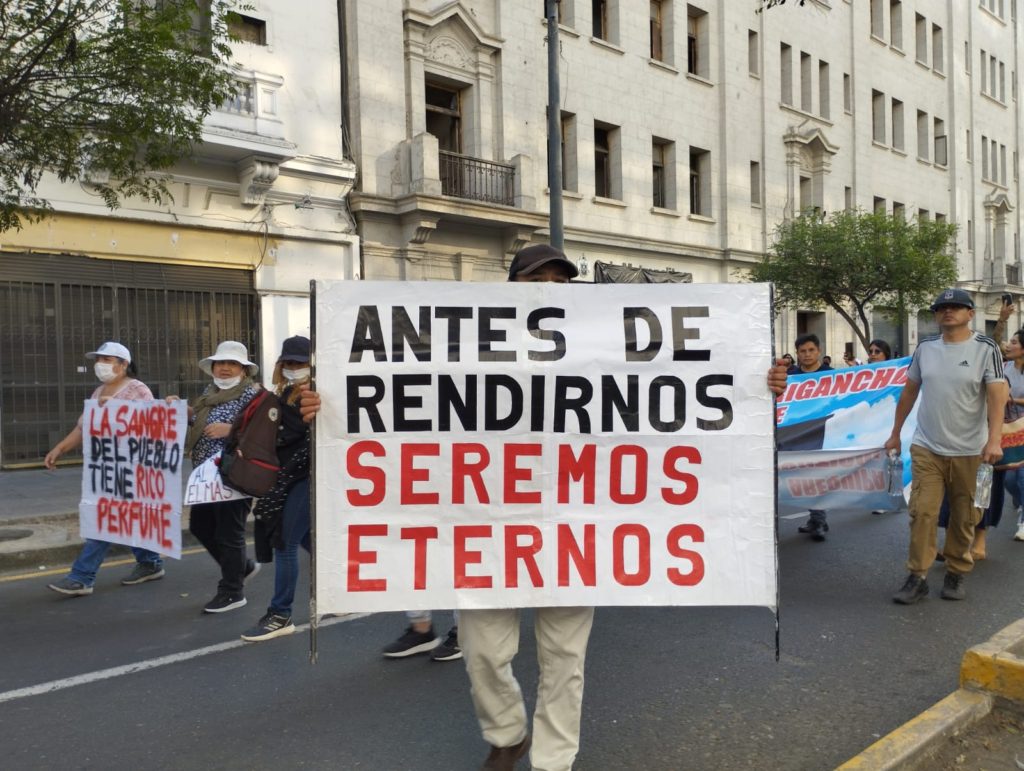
{"left": 892, "top": 574, "right": 929, "bottom": 605}
{"left": 47, "top": 577, "right": 93, "bottom": 596}
{"left": 203, "top": 592, "right": 247, "bottom": 613}
{"left": 382, "top": 625, "right": 439, "bottom": 658}
{"left": 940, "top": 571, "right": 966, "bottom": 601}
{"left": 121, "top": 562, "right": 165, "bottom": 585}
{"left": 241, "top": 612, "right": 295, "bottom": 642}
{"left": 431, "top": 627, "right": 463, "bottom": 662}
{"left": 798, "top": 519, "right": 829, "bottom": 539}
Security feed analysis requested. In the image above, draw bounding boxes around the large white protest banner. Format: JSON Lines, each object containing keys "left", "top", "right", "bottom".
{"left": 314, "top": 281, "right": 776, "bottom": 614}
{"left": 80, "top": 398, "right": 187, "bottom": 558}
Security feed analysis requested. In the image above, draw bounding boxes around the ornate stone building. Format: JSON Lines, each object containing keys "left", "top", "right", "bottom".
{"left": 343, "top": 0, "right": 1023, "bottom": 353}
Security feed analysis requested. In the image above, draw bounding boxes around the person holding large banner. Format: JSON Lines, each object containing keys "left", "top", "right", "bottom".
{"left": 45, "top": 342, "right": 168, "bottom": 596}
{"left": 887, "top": 289, "right": 1007, "bottom": 604}
{"left": 241, "top": 336, "right": 313, "bottom": 642}
{"left": 311, "top": 243, "right": 788, "bottom": 771}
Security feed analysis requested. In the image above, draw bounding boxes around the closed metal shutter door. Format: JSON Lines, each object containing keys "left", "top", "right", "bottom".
{"left": 0, "top": 253, "right": 258, "bottom": 467}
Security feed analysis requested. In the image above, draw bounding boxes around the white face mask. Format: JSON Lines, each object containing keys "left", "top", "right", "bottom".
{"left": 94, "top": 362, "right": 118, "bottom": 383}
{"left": 214, "top": 375, "right": 242, "bottom": 390}
{"left": 282, "top": 367, "right": 310, "bottom": 382}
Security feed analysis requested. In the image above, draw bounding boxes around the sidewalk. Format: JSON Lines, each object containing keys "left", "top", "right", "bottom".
{"left": 0, "top": 465, "right": 196, "bottom": 571}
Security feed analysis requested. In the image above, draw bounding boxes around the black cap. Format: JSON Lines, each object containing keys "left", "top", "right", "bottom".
{"left": 507, "top": 244, "right": 579, "bottom": 281}
{"left": 277, "top": 335, "right": 310, "bottom": 363}
{"left": 929, "top": 288, "right": 975, "bottom": 311}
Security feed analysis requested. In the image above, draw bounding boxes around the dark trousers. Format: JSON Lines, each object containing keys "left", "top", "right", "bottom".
{"left": 190, "top": 498, "right": 251, "bottom": 595}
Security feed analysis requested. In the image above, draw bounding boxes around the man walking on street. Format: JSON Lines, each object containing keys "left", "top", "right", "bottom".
{"left": 787, "top": 334, "right": 833, "bottom": 541}
{"left": 886, "top": 288, "right": 1006, "bottom": 604}
{"left": 460, "top": 244, "right": 790, "bottom": 771}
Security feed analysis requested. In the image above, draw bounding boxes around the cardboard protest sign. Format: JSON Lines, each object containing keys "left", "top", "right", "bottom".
{"left": 314, "top": 280, "right": 776, "bottom": 614}
{"left": 776, "top": 358, "right": 918, "bottom": 513}
{"left": 80, "top": 399, "right": 188, "bottom": 558}
{"left": 184, "top": 454, "right": 249, "bottom": 506}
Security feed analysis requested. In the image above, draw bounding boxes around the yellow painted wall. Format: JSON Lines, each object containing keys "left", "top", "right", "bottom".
{"left": 0, "top": 213, "right": 274, "bottom": 270}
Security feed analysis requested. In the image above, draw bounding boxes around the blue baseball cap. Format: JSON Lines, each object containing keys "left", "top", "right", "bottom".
{"left": 929, "top": 288, "right": 974, "bottom": 311}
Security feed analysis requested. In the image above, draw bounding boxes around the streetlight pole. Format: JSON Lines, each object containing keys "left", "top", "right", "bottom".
{"left": 545, "top": 0, "right": 564, "bottom": 250}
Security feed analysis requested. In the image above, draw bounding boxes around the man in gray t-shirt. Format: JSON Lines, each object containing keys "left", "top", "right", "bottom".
{"left": 885, "top": 288, "right": 1006, "bottom": 604}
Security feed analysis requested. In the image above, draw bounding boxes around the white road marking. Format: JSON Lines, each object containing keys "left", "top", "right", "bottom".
{"left": 0, "top": 613, "right": 369, "bottom": 705}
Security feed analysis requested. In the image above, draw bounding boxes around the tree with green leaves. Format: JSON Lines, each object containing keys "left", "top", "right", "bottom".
{"left": 747, "top": 209, "right": 959, "bottom": 349}
{"left": 0, "top": 1, "right": 238, "bottom": 232}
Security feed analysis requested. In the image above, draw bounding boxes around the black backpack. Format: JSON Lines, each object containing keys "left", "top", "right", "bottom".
{"left": 218, "top": 390, "right": 282, "bottom": 497}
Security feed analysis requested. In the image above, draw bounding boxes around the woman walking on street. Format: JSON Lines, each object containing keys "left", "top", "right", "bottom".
{"left": 1000, "top": 330, "right": 1024, "bottom": 541}
{"left": 241, "top": 336, "right": 313, "bottom": 641}
{"left": 867, "top": 339, "right": 892, "bottom": 364}
{"left": 46, "top": 342, "right": 167, "bottom": 596}
{"left": 168, "top": 341, "right": 261, "bottom": 613}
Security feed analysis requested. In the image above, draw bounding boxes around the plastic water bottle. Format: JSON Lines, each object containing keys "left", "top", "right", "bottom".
{"left": 974, "top": 463, "right": 994, "bottom": 509}
{"left": 887, "top": 451, "right": 904, "bottom": 496}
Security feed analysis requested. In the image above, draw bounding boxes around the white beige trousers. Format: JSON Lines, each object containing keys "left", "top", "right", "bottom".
{"left": 460, "top": 606, "right": 595, "bottom": 771}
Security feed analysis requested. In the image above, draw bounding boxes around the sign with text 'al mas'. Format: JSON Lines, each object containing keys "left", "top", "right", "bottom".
{"left": 313, "top": 281, "right": 776, "bottom": 614}
{"left": 80, "top": 399, "right": 187, "bottom": 558}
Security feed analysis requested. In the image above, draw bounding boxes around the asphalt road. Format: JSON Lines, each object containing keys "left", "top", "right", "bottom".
{"left": 3, "top": 508, "right": 1024, "bottom": 771}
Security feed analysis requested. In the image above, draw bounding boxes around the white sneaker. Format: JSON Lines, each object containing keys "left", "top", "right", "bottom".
{"left": 1015, "top": 524, "right": 1024, "bottom": 542}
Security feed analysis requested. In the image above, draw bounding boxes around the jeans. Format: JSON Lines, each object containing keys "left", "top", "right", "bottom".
{"left": 1006, "top": 468, "right": 1024, "bottom": 510}
{"left": 68, "top": 539, "right": 163, "bottom": 587}
{"left": 190, "top": 498, "right": 251, "bottom": 595}
{"left": 269, "top": 479, "right": 310, "bottom": 616}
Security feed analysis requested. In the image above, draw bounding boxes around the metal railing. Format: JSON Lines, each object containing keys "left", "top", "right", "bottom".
{"left": 439, "top": 151, "right": 515, "bottom": 206}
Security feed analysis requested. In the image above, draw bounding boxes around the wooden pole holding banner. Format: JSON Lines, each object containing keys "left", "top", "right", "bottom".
{"left": 309, "top": 278, "right": 318, "bottom": 664}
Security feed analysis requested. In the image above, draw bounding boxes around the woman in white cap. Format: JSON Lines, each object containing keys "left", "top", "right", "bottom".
{"left": 45, "top": 342, "right": 168, "bottom": 596}
{"left": 169, "top": 341, "right": 261, "bottom": 613}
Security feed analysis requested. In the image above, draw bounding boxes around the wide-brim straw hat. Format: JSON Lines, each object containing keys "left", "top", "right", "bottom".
{"left": 198, "top": 340, "right": 258, "bottom": 377}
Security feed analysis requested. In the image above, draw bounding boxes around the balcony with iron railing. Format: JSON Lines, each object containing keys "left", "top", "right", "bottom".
{"left": 439, "top": 151, "right": 515, "bottom": 207}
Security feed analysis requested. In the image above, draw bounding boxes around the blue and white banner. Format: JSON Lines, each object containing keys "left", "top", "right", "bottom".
{"left": 776, "top": 358, "right": 917, "bottom": 513}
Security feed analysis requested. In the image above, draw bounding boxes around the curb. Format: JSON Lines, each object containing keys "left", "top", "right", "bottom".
{"left": 960, "top": 617, "right": 1024, "bottom": 703}
{"left": 837, "top": 618, "right": 1024, "bottom": 770}
{"left": 835, "top": 690, "right": 992, "bottom": 770}
{"left": 0, "top": 529, "right": 205, "bottom": 573}
{"left": 0, "top": 510, "right": 217, "bottom": 573}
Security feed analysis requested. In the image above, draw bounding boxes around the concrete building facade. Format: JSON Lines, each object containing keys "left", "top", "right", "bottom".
{"left": 343, "top": 0, "right": 1022, "bottom": 355}
{"left": 0, "top": 2, "right": 358, "bottom": 466}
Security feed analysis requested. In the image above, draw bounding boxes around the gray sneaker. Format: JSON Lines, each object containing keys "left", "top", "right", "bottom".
{"left": 892, "top": 573, "right": 928, "bottom": 605}
{"left": 121, "top": 563, "right": 165, "bottom": 585}
{"left": 940, "top": 571, "right": 966, "bottom": 601}
{"left": 241, "top": 612, "right": 295, "bottom": 642}
{"left": 47, "top": 577, "right": 93, "bottom": 596}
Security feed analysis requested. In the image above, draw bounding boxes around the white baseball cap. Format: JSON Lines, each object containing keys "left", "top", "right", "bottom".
{"left": 85, "top": 342, "right": 132, "bottom": 363}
